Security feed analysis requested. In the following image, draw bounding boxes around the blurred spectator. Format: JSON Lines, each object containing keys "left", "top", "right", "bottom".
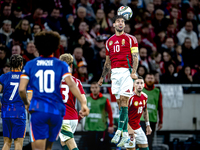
{"left": 64, "top": 14, "right": 76, "bottom": 40}
{"left": 73, "top": 61, "right": 88, "bottom": 83}
{"left": 0, "top": 3, "right": 12, "bottom": 22}
{"left": 170, "top": 6, "right": 183, "bottom": 31}
{"left": 78, "top": 21, "right": 94, "bottom": 46}
{"left": 22, "top": 41, "right": 39, "bottom": 62}
{"left": 60, "top": 35, "right": 68, "bottom": 53}
{"left": 146, "top": 2, "right": 154, "bottom": 20}
{"left": 108, "top": 0, "right": 123, "bottom": 13}
{"left": 77, "top": 0, "right": 96, "bottom": 22}
{"left": 177, "top": 65, "right": 193, "bottom": 84}
{"left": 185, "top": 8, "right": 198, "bottom": 35}
{"left": 160, "top": 62, "right": 178, "bottom": 83}
{"left": 64, "top": 0, "right": 77, "bottom": 17}
{"left": 166, "top": 21, "right": 178, "bottom": 43}
{"left": 31, "top": 24, "right": 42, "bottom": 40}
{"left": 74, "top": 35, "right": 94, "bottom": 64}
{"left": 11, "top": 45, "right": 21, "bottom": 55}
{"left": 73, "top": 47, "right": 87, "bottom": 74}
{"left": 154, "top": 71, "right": 160, "bottom": 84}
{"left": 90, "top": 23, "right": 101, "bottom": 38}
{"left": 12, "top": 6, "right": 23, "bottom": 28}
{"left": 0, "top": 45, "right": 9, "bottom": 69}
{"left": 92, "top": 0, "right": 106, "bottom": 13}
{"left": 140, "top": 72, "right": 163, "bottom": 150}
{"left": 85, "top": 82, "right": 114, "bottom": 150}
{"left": 74, "top": 6, "right": 90, "bottom": 29}
{"left": 193, "top": 66, "right": 200, "bottom": 83}
{"left": 0, "top": 63, "right": 10, "bottom": 76}
{"left": 149, "top": 52, "right": 162, "bottom": 74}
{"left": 105, "top": 8, "right": 115, "bottom": 32}
{"left": 89, "top": 47, "right": 106, "bottom": 82}
{"left": 124, "top": 23, "right": 131, "bottom": 34}
{"left": 135, "top": 33, "right": 142, "bottom": 48}
{"left": 154, "top": 30, "right": 166, "bottom": 50}
{"left": 15, "top": 19, "right": 32, "bottom": 42}
{"left": 181, "top": 37, "right": 194, "bottom": 68}
{"left": 174, "top": 45, "right": 184, "bottom": 72}
{"left": 153, "top": 0, "right": 170, "bottom": 16}
{"left": 93, "top": 35, "right": 106, "bottom": 56}
{"left": 160, "top": 51, "right": 175, "bottom": 74}
{"left": 152, "top": 9, "right": 169, "bottom": 34}
{"left": 137, "top": 65, "right": 148, "bottom": 79}
{"left": 161, "top": 37, "right": 176, "bottom": 58}
{"left": 139, "top": 47, "right": 151, "bottom": 72}
{"left": 0, "top": 20, "right": 12, "bottom": 45}
{"left": 25, "top": 8, "right": 45, "bottom": 28}
{"left": 177, "top": 21, "right": 198, "bottom": 49}
{"left": 45, "top": 8, "right": 62, "bottom": 33}
{"left": 95, "top": 9, "right": 108, "bottom": 31}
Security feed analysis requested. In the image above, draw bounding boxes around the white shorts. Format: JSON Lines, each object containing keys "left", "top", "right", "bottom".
{"left": 124, "top": 127, "right": 148, "bottom": 148}
{"left": 111, "top": 68, "right": 133, "bottom": 99}
{"left": 59, "top": 119, "right": 78, "bottom": 142}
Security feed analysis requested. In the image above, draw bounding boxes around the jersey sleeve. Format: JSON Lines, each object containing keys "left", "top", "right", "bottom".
{"left": 105, "top": 40, "right": 109, "bottom": 55}
{"left": 129, "top": 35, "right": 138, "bottom": 53}
{"left": 61, "top": 61, "right": 72, "bottom": 80}
{"left": 21, "top": 61, "right": 31, "bottom": 80}
{"left": 77, "top": 80, "right": 85, "bottom": 94}
{"left": 27, "top": 84, "right": 33, "bottom": 93}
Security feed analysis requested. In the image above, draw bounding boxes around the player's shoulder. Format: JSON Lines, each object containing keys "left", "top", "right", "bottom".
{"left": 106, "top": 34, "right": 116, "bottom": 44}
{"left": 124, "top": 33, "right": 137, "bottom": 42}
{"left": 130, "top": 92, "right": 137, "bottom": 99}
{"left": 141, "top": 92, "right": 148, "bottom": 99}
{"left": 72, "top": 76, "right": 82, "bottom": 85}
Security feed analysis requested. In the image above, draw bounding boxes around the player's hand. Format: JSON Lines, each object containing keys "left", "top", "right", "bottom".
{"left": 131, "top": 73, "right": 138, "bottom": 80}
{"left": 108, "top": 126, "right": 114, "bottom": 134}
{"left": 98, "top": 77, "right": 104, "bottom": 86}
{"left": 157, "top": 123, "right": 163, "bottom": 130}
{"left": 79, "top": 110, "right": 85, "bottom": 118}
{"left": 80, "top": 104, "right": 89, "bottom": 116}
{"left": 146, "top": 125, "right": 152, "bottom": 135}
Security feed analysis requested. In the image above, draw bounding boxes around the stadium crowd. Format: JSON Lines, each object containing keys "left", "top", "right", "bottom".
{"left": 0, "top": 0, "right": 200, "bottom": 85}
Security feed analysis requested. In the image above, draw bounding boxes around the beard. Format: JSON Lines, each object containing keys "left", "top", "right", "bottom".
{"left": 116, "top": 27, "right": 124, "bottom": 33}
{"left": 146, "top": 82, "right": 154, "bottom": 87}
{"left": 140, "top": 56, "right": 146, "bottom": 60}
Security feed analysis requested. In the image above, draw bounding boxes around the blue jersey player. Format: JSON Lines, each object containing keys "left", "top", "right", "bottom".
{"left": 18, "top": 31, "right": 89, "bottom": 150}
{"left": 0, "top": 54, "right": 26, "bottom": 150}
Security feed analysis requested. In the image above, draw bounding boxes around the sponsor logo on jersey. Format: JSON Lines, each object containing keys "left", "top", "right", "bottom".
{"left": 134, "top": 101, "right": 138, "bottom": 106}
{"left": 143, "top": 100, "right": 146, "bottom": 105}
{"left": 114, "top": 40, "right": 119, "bottom": 44}
{"left": 122, "top": 39, "right": 125, "bottom": 46}
{"left": 139, "top": 101, "right": 142, "bottom": 105}
{"left": 109, "top": 41, "right": 113, "bottom": 46}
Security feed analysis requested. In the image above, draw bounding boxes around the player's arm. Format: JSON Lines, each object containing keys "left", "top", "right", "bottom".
{"left": 143, "top": 108, "right": 152, "bottom": 135}
{"left": 0, "top": 85, "right": 2, "bottom": 112}
{"left": 131, "top": 49, "right": 139, "bottom": 79}
{"left": 98, "top": 55, "right": 111, "bottom": 86}
{"left": 64, "top": 76, "right": 89, "bottom": 116}
{"left": 78, "top": 94, "right": 87, "bottom": 118}
{"left": 19, "top": 78, "right": 30, "bottom": 106}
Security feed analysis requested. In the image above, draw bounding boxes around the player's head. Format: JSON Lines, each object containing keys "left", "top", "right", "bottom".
{"left": 10, "top": 54, "right": 23, "bottom": 70}
{"left": 90, "top": 81, "right": 100, "bottom": 96}
{"left": 145, "top": 72, "right": 155, "bottom": 87}
{"left": 34, "top": 31, "right": 60, "bottom": 57}
{"left": 134, "top": 76, "right": 144, "bottom": 93}
{"left": 113, "top": 15, "right": 126, "bottom": 33}
{"left": 59, "top": 53, "right": 73, "bottom": 70}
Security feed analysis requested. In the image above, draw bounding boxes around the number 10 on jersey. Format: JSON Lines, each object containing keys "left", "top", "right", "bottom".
{"left": 114, "top": 45, "right": 120, "bottom": 52}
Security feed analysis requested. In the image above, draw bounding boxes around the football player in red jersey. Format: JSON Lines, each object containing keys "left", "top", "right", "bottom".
{"left": 59, "top": 53, "right": 88, "bottom": 150}
{"left": 124, "top": 76, "right": 152, "bottom": 150}
{"left": 98, "top": 15, "right": 139, "bottom": 147}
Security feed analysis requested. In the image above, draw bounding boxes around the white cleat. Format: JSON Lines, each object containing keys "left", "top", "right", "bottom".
{"left": 117, "top": 136, "right": 129, "bottom": 147}
{"left": 111, "top": 130, "right": 121, "bottom": 143}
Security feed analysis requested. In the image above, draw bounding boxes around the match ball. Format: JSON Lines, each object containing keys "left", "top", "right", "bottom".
{"left": 117, "top": 6, "right": 133, "bottom": 20}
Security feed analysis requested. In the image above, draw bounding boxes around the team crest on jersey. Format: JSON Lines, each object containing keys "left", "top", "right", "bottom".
{"left": 129, "top": 142, "right": 133, "bottom": 146}
{"left": 134, "top": 101, "right": 138, "bottom": 106}
{"left": 143, "top": 100, "right": 146, "bottom": 105}
{"left": 122, "top": 39, "right": 125, "bottom": 46}
{"left": 109, "top": 41, "right": 113, "bottom": 46}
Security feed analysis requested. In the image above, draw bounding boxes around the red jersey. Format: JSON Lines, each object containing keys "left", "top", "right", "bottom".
{"left": 105, "top": 33, "right": 138, "bottom": 69}
{"left": 128, "top": 92, "right": 148, "bottom": 130}
{"left": 60, "top": 76, "right": 85, "bottom": 120}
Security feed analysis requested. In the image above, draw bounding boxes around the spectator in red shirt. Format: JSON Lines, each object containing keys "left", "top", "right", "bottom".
{"left": 22, "top": 41, "right": 39, "bottom": 62}
{"left": 73, "top": 61, "right": 88, "bottom": 83}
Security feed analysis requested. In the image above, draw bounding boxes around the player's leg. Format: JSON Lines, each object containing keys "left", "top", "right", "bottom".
{"left": 11, "top": 118, "right": 26, "bottom": 150}
{"left": 14, "top": 138, "right": 24, "bottom": 150}
{"left": 2, "top": 119, "right": 12, "bottom": 150}
{"left": 135, "top": 128, "right": 149, "bottom": 150}
{"left": 2, "top": 137, "right": 12, "bottom": 150}
{"left": 30, "top": 112, "right": 50, "bottom": 150}
{"left": 59, "top": 120, "right": 79, "bottom": 150}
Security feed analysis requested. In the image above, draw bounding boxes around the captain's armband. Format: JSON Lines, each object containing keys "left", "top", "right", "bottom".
{"left": 131, "top": 47, "right": 138, "bottom": 53}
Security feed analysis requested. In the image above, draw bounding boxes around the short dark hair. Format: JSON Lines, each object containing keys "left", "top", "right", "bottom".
{"left": 137, "top": 76, "right": 143, "bottom": 80}
{"left": 34, "top": 31, "right": 60, "bottom": 57}
{"left": 113, "top": 15, "right": 126, "bottom": 23}
{"left": 3, "top": 62, "right": 10, "bottom": 68}
{"left": 10, "top": 54, "right": 23, "bottom": 69}
{"left": 145, "top": 72, "right": 155, "bottom": 78}
{"left": 91, "top": 81, "right": 98, "bottom": 85}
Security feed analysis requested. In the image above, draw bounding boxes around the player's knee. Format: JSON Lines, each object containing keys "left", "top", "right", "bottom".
{"left": 4, "top": 138, "right": 12, "bottom": 147}
{"left": 120, "top": 96, "right": 129, "bottom": 107}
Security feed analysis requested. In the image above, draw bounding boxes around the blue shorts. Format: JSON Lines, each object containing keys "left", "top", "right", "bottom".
{"left": 30, "top": 111, "right": 63, "bottom": 142}
{"left": 2, "top": 118, "right": 26, "bottom": 139}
